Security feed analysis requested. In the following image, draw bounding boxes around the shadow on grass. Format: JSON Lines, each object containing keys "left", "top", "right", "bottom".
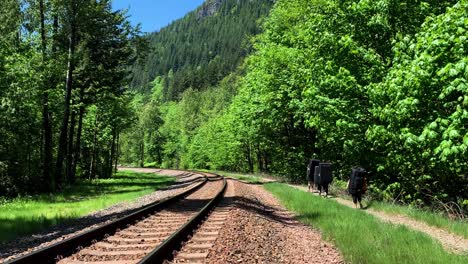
{"left": 30, "top": 177, "right": 177, "bottom": 204}
{"left": 297, "top": 212, "right": 321, "bottom": 222}
{"left": 0, "top": 215, "right": 78, "bottom": 245}
{"left": 109, "top": 175, "right": 166, "bottom": 181}
{"left": 227, "top": 177, "right": 277, "bottom": 185}
{"left": 0, "top": 175, "right": 186, "bottom": 257}
{"left": 362, "top": 200, "right": 374, "bottom": 210}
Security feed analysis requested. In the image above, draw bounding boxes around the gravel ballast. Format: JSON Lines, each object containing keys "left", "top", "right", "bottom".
{"left": 206, "top": 179, "right": 343, "bottom": 263}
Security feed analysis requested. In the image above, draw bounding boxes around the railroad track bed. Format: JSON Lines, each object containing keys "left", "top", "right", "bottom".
{"left": 57, "top": 179, "right": 225, "bottom": 264}
{"left": 3, "top": 171, "right": 225, "bottom": 264}
{"left": 170, "top": 205, "right": 232, "bottom": 263}
{"left": 199, "top": 179, "right": 344, "bottom": 264}
{"left": 4, "top": 172, "right": 344, "bottom": 264}
{"left": 0, "top": 171, "right": 207, "bottom": 263}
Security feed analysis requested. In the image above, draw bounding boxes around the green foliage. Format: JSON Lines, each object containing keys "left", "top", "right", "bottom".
{"left": 129, "top": 0, "right": 273, "bottom": 99}
{"left": 214, "top": 0, "right": 465, "bottom": 206}
{"left": 124, "top": 0, "right": 466, "bottom": 210}
{"left": 368, "top": 1, "right": 468, "bottom": 204}
{"left": 0, "top": 35, "right": 42, "bottom": 194}
{"left": 0, "top": 0, "right": 144, "bottom": 195}
{"left": 121, "top": 73, "right": 240, "bottom": 169}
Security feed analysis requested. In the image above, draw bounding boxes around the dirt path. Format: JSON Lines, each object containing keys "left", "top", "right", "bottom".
{"left": 289, "top": 184, "right": 468, "bottom": 255}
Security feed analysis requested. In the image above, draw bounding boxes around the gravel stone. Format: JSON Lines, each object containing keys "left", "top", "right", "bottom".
{"left": 206, "top": 180, "right": 343, "bottom": 263}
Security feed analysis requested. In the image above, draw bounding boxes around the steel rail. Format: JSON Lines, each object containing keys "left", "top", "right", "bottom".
{"left": 5, "top": 175, "right": 208, "bottom": 264}
{"left": 138, "top": 176, "right": 227, "bottom": 264}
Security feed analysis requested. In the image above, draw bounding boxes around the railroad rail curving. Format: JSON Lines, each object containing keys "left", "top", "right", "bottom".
{"left": 6, "top": 172, "right": 226, "bottom": 264}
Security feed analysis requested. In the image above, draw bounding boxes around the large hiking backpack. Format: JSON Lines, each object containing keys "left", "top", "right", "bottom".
{"left": 313, "top": 165, "right": 321, "bottom": 187}
{"left": 307, "top": 159, "right": 320, "bottom": 181}
{"left": 349, "top": 167, "right": 367, "bottom": 194}
{"left": 319, "top": 163, "right": 333, "bottom": 185}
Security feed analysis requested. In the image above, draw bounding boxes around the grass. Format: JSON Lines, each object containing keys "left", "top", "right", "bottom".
{"left": 264, "top": 183, "right": 468, "bottom": 264}
{"left": 0, "top": 171, "right": 175, "bottom": 244}
{"left": 208, "top": 170, "right": 266, "bottom": 184}
{"left": 369, "top": 201, "right": 468, "bottom": 239}
{"left": 327, "top": 180, "right": 468, "bottom": 240}
{"left": 217, "top": 170, "right": 467, "bottom": 240}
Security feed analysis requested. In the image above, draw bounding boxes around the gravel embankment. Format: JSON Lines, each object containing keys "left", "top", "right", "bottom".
{"left": 207, "top": 180, "right": 343, "bottom": 263}
{"left": 0, "top": 169, "right": 203, "bottom": 262}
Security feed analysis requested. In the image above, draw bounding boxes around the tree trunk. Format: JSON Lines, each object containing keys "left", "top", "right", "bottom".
{"left": 66, "top": 105, "right": 77, "bottom": 184}
{"left": 39, "top": 0, "right": 54, "bottom": 192}
{"left": 55, "top": 0, "right": 77, "bottom": 189}
{"left": 52, "top": 13, "right": 58, "bottom": 53}
{"left": 139, "top": 136, "right": 145, "bottom": 168}
{"left": 245, "top": 143, "right": 253, "bottom": 173}
{"left": 114, "top": 131, "right": 120, "bottom": 173}
{"left": 72, "top": 86, "right": 85, "bottom": 180}
{"left": 256, "top": 145, "right": 263, "bottom": 173}
{"left": 156, "top": 143, "right": 162, "bottom": 166}
{"left": 108, "top": 126, "right": 117, "bottom": 177}
{"left": 89, "top": 112, "right": 99, "bottom": 178}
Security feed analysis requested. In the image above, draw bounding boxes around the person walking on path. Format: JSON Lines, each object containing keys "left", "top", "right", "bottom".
{"left": 307, "top": 159, "right": 320, "bottom": 192}
{"left": 319, "top": 162, "right": 333, "bottom": 197}
{"left": 347, "top": 167, "right": 367, "bottom": 208}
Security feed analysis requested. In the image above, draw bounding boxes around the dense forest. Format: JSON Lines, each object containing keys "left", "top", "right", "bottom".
{"left": 129, "top": 0, "right": 274, "bottom": 99}
{"left": 0, "top": 0, "right": 144, "bottom": 195}
{"left": 0, "top": 0, "right": 466, "bottom": 212}
{"left": 121, "top": 0, "right": 467, "bottom": 211}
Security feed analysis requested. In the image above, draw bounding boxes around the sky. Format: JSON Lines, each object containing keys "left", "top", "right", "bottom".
{"left": 112, "top": 0, "right": 206, "bottom": 33}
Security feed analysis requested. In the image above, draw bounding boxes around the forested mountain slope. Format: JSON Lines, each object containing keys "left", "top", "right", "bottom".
{"left": 129, "top": 0, "right": 274, "bottom": 99}
{"left": 120, "top": 0, "right": 467, "bottom": 213}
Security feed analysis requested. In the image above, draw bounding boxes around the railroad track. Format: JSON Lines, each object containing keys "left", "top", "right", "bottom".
{"left": 170, "top": 196, "right": 232, "bottom": 263}
{"left": 6, "top": 172, "right": 227, "bottom": 264}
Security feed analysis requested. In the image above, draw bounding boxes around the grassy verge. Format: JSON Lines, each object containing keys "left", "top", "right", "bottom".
{"left": 369, "top": 201, "right": 468, "bottom": 239}
{"left": 327, "top": 180, "right": 468, "bottom": 239}
{"left": 207, "top": 170, "right": 266, "bottom": 184}
{"left": 0, "top": 171, "right": 175, "bottom": 244}
{"left": 265, "top": 183, "right": 468, "bottom": 264}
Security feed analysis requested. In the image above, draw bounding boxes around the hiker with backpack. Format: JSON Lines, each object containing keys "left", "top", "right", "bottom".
{"left": 306, "top": 159, "right": 320, "bottom": 192}
{"left": 318, "top": 162, "right": 333, "bottom": 196}
{"left": 347, "top": 167, "right": 367, "bottom": 208}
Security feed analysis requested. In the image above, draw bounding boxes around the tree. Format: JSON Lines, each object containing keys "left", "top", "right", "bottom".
{"left": 0, "top": 0, "right": 143, "bottom": 195}
{"left": 368, "top": 1, "right": 468, "bottom": 205}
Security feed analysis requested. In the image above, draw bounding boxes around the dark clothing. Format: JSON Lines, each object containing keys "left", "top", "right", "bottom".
{"left": 348, "top": 178, "right": 365, "bottom": 207}
{"left": 307, "top": 159, "right": 320, "bottom": 181}
{"left": 321, "top": 183, "right": 329, "bottom": 195}
{"left": 352, "top": 193, "right": 362, "bottom": 204}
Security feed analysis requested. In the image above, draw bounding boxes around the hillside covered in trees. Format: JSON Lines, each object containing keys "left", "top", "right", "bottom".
{"left": 129, "top": 0, "right": 274, "bottom": 99}
{"left": 122, "top": 0, "right": 467, "bottom": 211}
